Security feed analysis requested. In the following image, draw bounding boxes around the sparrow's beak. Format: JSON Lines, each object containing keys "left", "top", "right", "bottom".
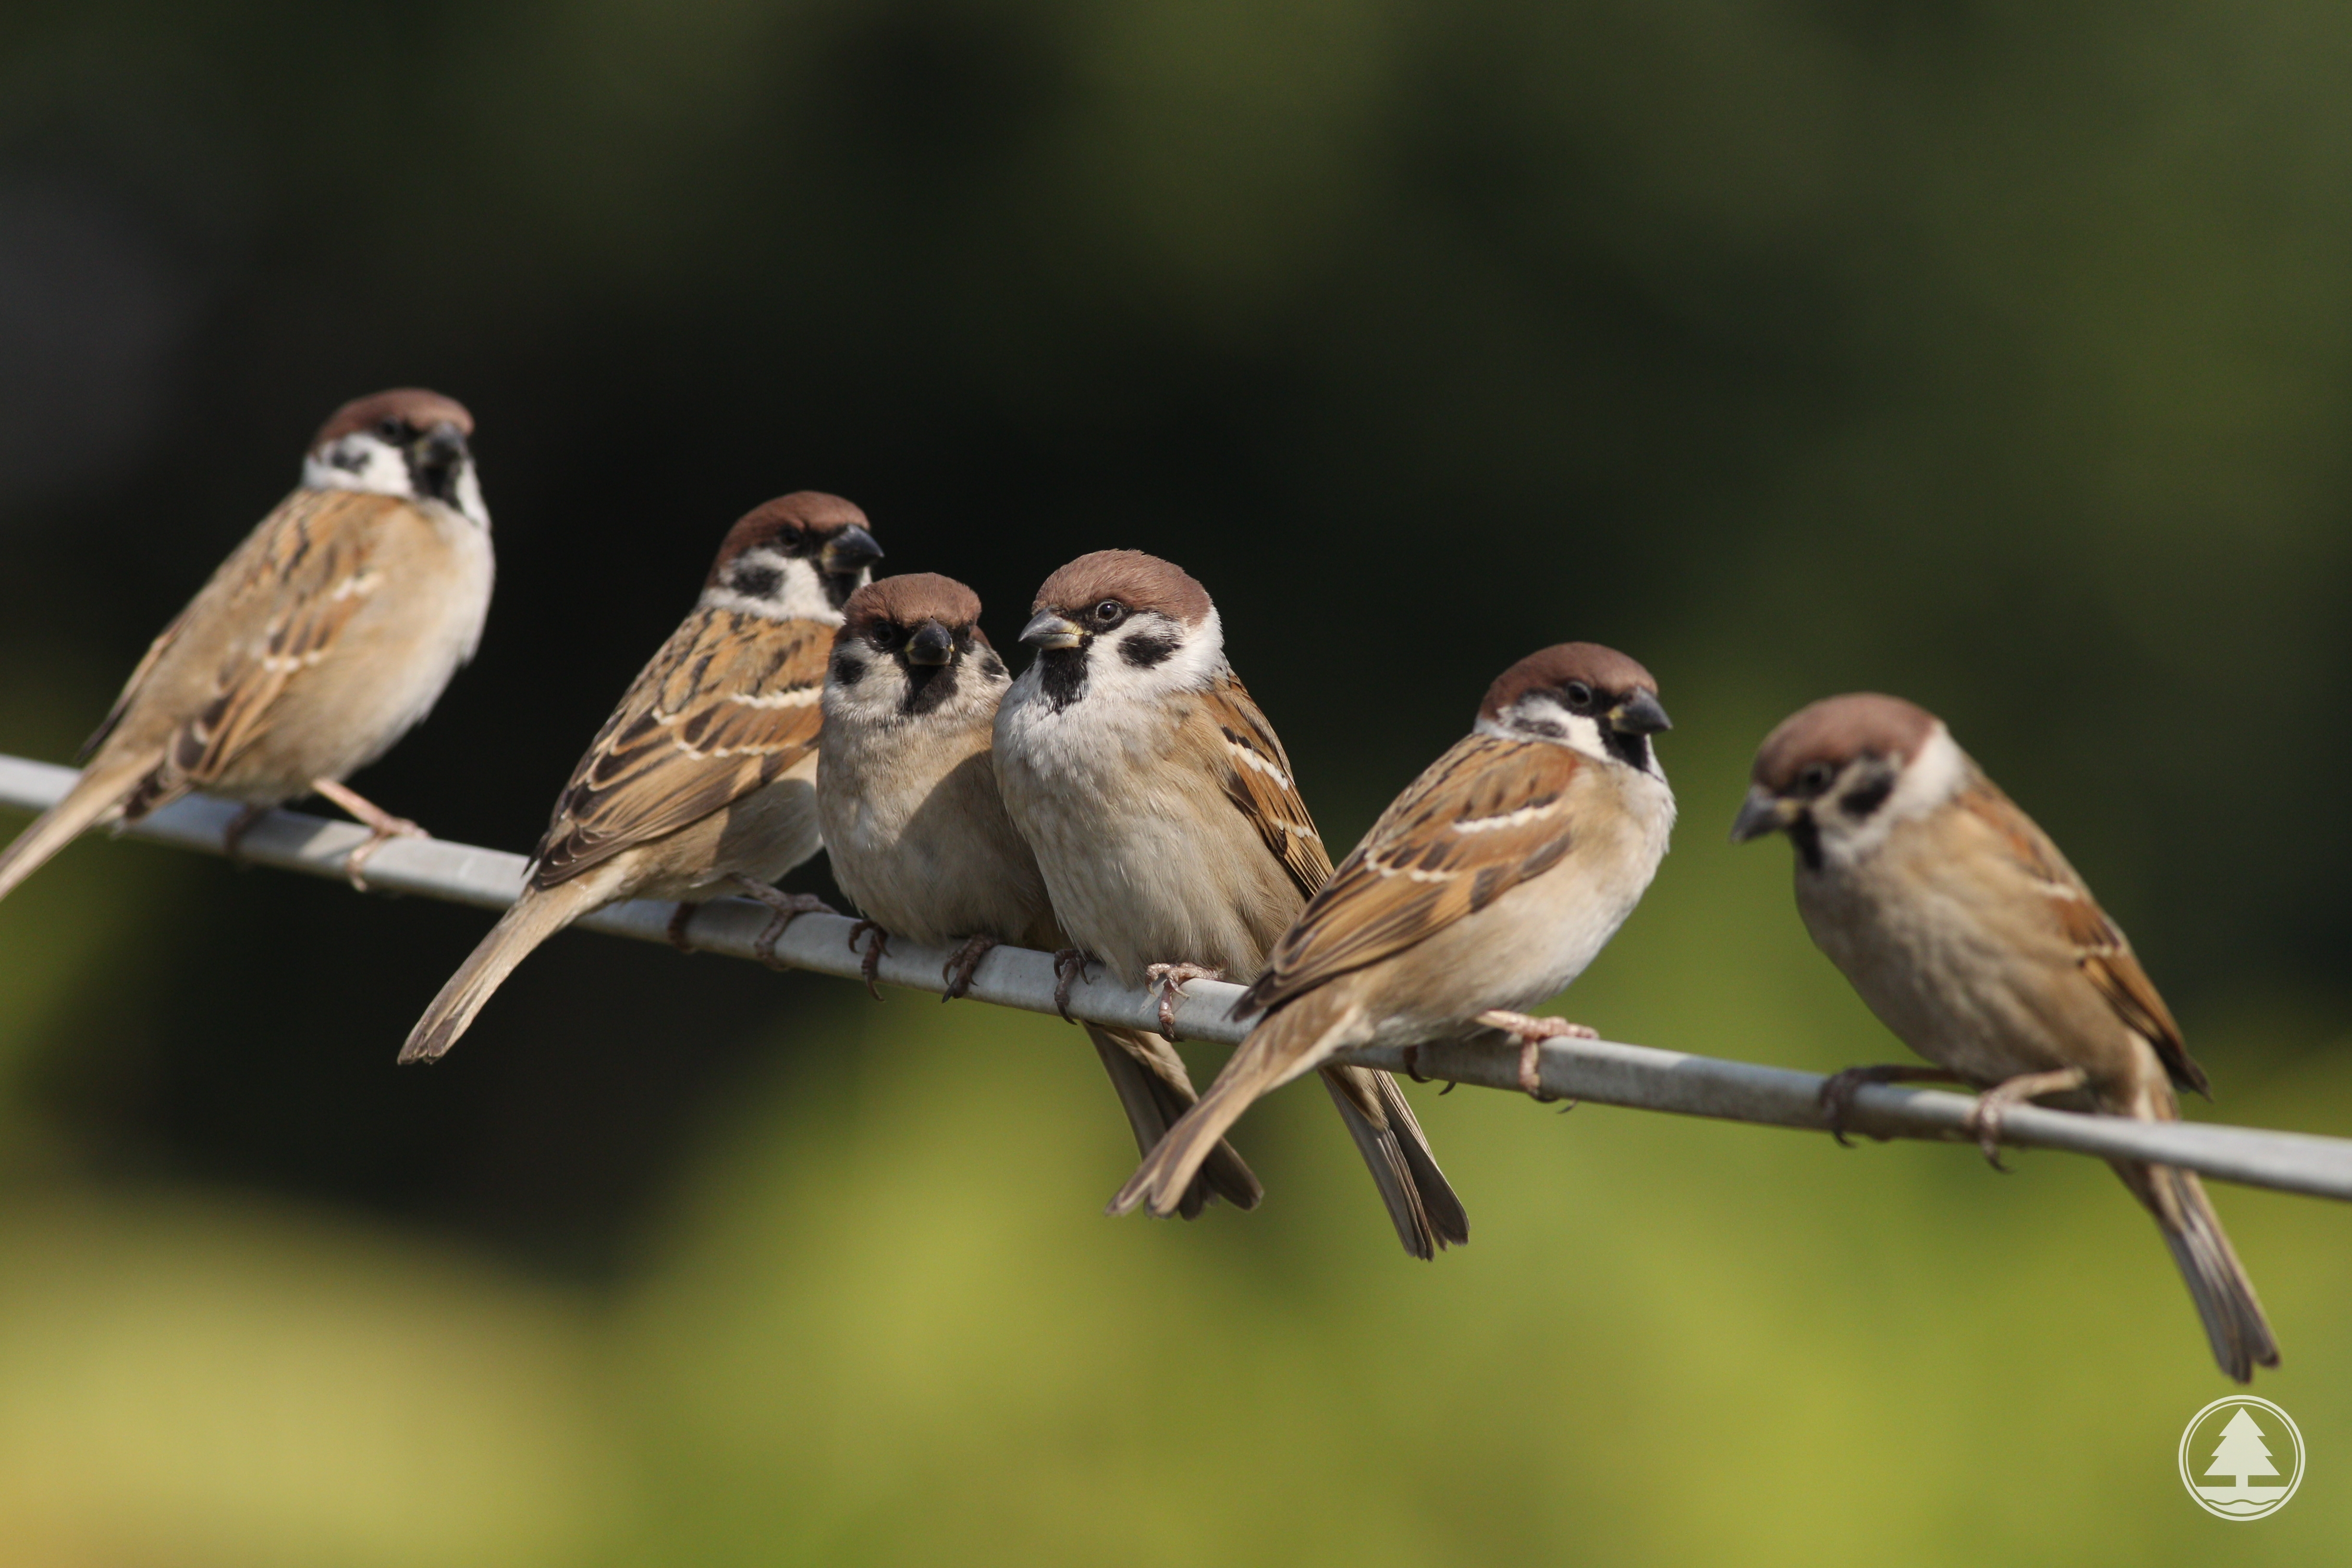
{"left": 821, "top": 526, "right": 884, "bottom": 576}
{"left": 415, "top": 421, "right": 469, "bottom": 469}
{"left": 1608, "top": 689, "right": 1673, "bottom": 735}
{"left": 1019, "top": 609, "right": 1085, "bottom": 650}
{"left": 906, "top": 620, "right": 955, "bottom": 666}
{"left": 1729, "top": 787, "right": 1799, "bottom": 844}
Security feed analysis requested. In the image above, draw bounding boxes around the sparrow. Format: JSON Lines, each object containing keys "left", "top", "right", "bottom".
{"left": 0, "top": 388, "right": 493, "bottom": 903}
{"left": 992, "top": 549, "right": 1468, "bottom": 1257}
{"left": 814, "top": 571, "right": 1260, "bottom": 1217}
{"left": 1115, "top": 644, "right": 1677, "bottom": 1221}
{"left": 399, "top": 493, "right": 882, "bottom": 1064}
{"left": 1731, "top": 693, "right": 2278, "bottom": 1382}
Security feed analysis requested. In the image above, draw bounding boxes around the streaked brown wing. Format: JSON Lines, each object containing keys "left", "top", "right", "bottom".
{"left": 90, "top": 489, "right": 409, "bottom": 783}
{"left": 1958, "top": 782, "right": 2205, "bottom": 1095}
{"left": 529, "top": 608, "right": 828, "bottom": 887}
{"left": 1199, "top": 674, "right": 1333, "bottom": 903}
{"left": 1239, "top": 732, "right": 1583, "bottom": 1016}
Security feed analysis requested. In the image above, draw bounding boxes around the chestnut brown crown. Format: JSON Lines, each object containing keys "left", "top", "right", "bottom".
{"left": 1750, "top": 693, "right": 1940, "bottom": 796}
{"left": 311, "top": 388, "right": 474, "bottom": 450}
{"left": 1032, "top": 549, "right": 1213, "bottom": 625}
{"left": 841, "top": 573, "right": 986, "bottom": 644}
{"left": 1480, "top": 643, "right": 1660, "bottom": 723}
{"left": 707, "top": 492, "right": 878, "bottom": 580}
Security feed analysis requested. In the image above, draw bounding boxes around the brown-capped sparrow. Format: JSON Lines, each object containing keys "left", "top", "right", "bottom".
{"left": 1732, "top": 693, "right": 2278, "bottom": 1382}
{"left": 815, "top": 572, "right": 1260, "bottom": 1217}
{"left": 992, "top": 549, "right": 1467, "bottom": 1257}
{"left": 1115, "top": 644, "right": 1676, "bottom": 1222}
{"left": 399, "top": 493, "right": 881, "bottom": 1064}
{"left": 0, "top": 389, "right": 493, "bottom": 901}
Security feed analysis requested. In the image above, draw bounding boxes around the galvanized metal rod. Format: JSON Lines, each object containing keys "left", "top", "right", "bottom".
{"left": 3, "top": 751, "right": 2347, "bottom": 1203}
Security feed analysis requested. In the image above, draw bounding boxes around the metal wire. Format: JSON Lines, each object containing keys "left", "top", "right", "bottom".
{"left": 4, "top": 751, "right": 2348, "bottom": 1202}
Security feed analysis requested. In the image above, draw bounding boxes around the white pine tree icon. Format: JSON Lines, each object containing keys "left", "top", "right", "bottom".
{"left": 2199, "top": 1408, "right": 2285, "bottom": 1509}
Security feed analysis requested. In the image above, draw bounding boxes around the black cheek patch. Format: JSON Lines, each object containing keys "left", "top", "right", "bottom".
{"left": 832, "top": 653, "right": 867, "bottom": 688}
{"left": 1119, "top": 630, "right": 1180, "bottom": 669}
{"left": 1839, "top": 774, "right": 1896, "bottom": 820}
{"left": 731, "top": 564, "right": 783, "bottom": 600}
{"left": 979, "top": 651, "right": 1005, "bottom": 680}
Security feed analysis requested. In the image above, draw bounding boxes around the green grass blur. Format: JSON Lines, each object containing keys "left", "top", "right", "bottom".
{"left": 2, "top": 680, "right": 2346, "bottom": 1566}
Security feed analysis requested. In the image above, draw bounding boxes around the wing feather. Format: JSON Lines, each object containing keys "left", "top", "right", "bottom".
{"left": 88, "top": 490, "right": 410, "bottom": 801}
{"left": 529, "top": 609, "right": 829, "bottom": 888}
{"left": 1957, "top": 782, "right": 2205, "bottom": 1095}
{"left": 1238, "top": 732, "right": 1584, "bottom": 1017}
{"left": 1197, "top": 675, "right": 1334, "bottom": 901}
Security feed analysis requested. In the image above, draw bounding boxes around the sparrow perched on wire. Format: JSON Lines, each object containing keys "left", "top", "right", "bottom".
{"left": 0, "top": 388, "right": 493, "bottom": 902}
{"left": 1731, "top": 693, "right": 2278, "bottom": 1382}
{"left": 815, "top": 572, "right": 1260, "bottom": 1217}
{"left": 992, "top": 549, "right": 1467, "bottom": 1257}
{"left": 1115, "top": 644, "right": 1676, "bottom": 1221}
{"left": 399, "top": 493, "right": 881, "bottom": 1064}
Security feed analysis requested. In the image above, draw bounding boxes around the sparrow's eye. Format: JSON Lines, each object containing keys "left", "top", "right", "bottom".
{"left": 870, "top": 624, "right": 900, "bottom": 650}
{"left": 375, "top": 416, "right": 406, "bottom": 442}
{"left": 1562, "top": 681, "right": 1595, "bottom": 709}
{"left": 1798, "top": 761, "right": 1835, "bottom": 795}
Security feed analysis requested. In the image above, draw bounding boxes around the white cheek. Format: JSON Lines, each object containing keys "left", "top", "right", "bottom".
{"left": 822, "top": 654, "right": 907, "bottom": 725}
{"left": 1082, "top": 607, "right": 1225, "bottom": 704}
{"left": 699, "top": 551, "right": 854, "bottom": 624}
{"left": 1816, "top": 723, "right": 1967, "bottom": 868}
{"left": 303, "top": 433, "right": 410, "bottom": 498}
{"left": 299, "top": 439, "right": 491, "bottom": 530}
{"left": 1476, "top": 697, "right": 1613, "bottom": 765}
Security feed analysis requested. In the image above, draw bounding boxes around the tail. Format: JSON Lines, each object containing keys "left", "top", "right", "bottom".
{"left": 1319, "top": 1064, "right": 1470, "bottom": 1261}
{"left": 0, "top": 756, "right": 160, "bottom": 906}
{"left": 1113, "top": 988, "right": 1470, "bottom": 1258}
{"left": 1111, "top": 1025, "right": 1298, "bottom": 1225}
{"left": 2115, "top": 1159, "right": 2278, "bottom": 1383}
{"left": 1085, "top": 1024, "right": 1262, "bottom": 1218}
{"left": 400, "top": 879, "right": 605, "bottom": 1064}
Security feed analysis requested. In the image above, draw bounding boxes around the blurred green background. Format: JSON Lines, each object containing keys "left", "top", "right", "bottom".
{"left": 3, "top": 0, "right": 2350, "bottom": 1562}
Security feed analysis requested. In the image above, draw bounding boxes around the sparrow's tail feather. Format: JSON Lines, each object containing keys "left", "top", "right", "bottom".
{"left": 1320, "top": 1065, "right": 1470, "bottom": 1260}
{"left": 400, "top": 879, "right": 606, "bottom": 1064}
{"left": 0, "top": 756, "right": 159, "bottom": 906}
{"left": 2118, "top": 1159, "right": 2278, "bottom": 1383}
{"left": 1085, "top": 1024, "right": 1262, "bottom": 1218}
{"left": 1111, "top": 990, "right": 1470, "bottom": 1258}
{"left": 1109, "top": 1010, "right": 1314, "bottom": 1223}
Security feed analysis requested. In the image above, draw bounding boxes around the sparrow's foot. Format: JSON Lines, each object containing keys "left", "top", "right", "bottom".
{"left": 939, "top": 935, "right": 1000, "bottom": 1001}
{"left": 1962, "top": 1066, "right": 2087, "bottom": 1171}
{"left": 667, "top": 902, "right": 701, "bottom": 953}
{"left": 1400, "top": 1043, "right": 1430, "bottom": 1083}
{"left": 1472, "top": 1010, "right": 1597, "bottom": 1101}
{"left": 727, "top": 876, "right": 837, "bottom": 970}
{"left": 1051, "top": 948, "right": 1097, "bottom": 1023}
{"left": 311, "top": 779, "right": 424, "bottom": 891}
{"left": 847, "top": 920, "right": 890, "bottom": 998}
{"left": 1815, "top": 1064, "right": 1966, "bottom": 1147}
{"left": 1144, "top": 962, "right": 1225, "bottom": 1039}
{"left": 220, "top": 804, "right": 270, "bottom": 865}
